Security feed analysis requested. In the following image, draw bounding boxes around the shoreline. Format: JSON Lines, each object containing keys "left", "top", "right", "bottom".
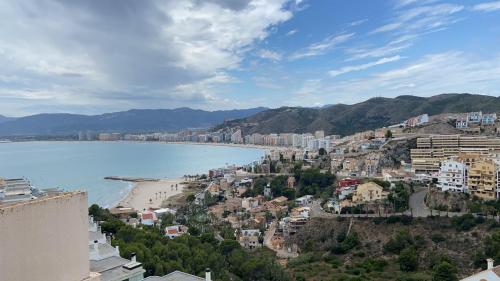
{"left": 114, "top": 178, "right": 186, "bottom": 211}
{"left": 3, "top": 139, "right": 275, "bottom": 150}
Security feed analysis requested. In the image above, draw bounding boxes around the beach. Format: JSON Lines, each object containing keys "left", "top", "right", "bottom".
{"left": 116, "top": 178, "right": 185, "bottom": 211}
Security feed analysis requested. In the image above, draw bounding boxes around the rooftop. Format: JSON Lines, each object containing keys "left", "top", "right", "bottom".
{"left": 144, "top": 270, "right": 204, "bottom": 281}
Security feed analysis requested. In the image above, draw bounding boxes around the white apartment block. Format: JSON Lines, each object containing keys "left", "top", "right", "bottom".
{"left": 437, "top": 160, "right": 467, "bottom": 193}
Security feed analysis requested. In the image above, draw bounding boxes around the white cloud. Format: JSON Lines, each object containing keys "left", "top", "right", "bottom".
{"left": 346, "top": 42, "right": 412, "bottom": 61}
{"left": 306, "top": 51, "right": 500, "bottom": 105}
{"left": 0, "top": 0, "right": 296, "bottom": 115}
{"left": 473, "top": 1, "right": 500, "bottom": 12}
{"left": 257, "top": 49, "right": 283, "bottom": 61}
{"left": 289, "top": 33, "right": 355, "bottom": 60}
{"left": 349, "top": 19, "right": 367, "bottom": 27}
{"left": 329, "top": 55, "right": 402, "bottom": 77}
{"left": 372, "top": 3, "right": 464, "bottom": 34}
{"left": 286, "top": 29, "right": 298, "bottom": 36}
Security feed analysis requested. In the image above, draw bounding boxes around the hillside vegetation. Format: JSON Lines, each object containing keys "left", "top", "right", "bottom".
{"left": 217, "top": 94, "right": 500, "bottom": 136}
{"left": 287, "top": 216, "right": 500, "bottom": 281}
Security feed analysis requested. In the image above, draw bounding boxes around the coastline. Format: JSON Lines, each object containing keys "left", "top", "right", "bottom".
{"left": 162, "top": 141, "right": 275, "bottom": 150}
{"left": 115, "top": 178, "right": 185, "bottom": 211}
{"left": 3, "top": 139, "right": 275, "bottom": 150}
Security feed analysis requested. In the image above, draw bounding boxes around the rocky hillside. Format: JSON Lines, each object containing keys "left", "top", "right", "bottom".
{"left": 288, "top": 216, "right": 498, "bottom": 280}
{"left": 216, "top": 94, "right": 500, "bottom": 136}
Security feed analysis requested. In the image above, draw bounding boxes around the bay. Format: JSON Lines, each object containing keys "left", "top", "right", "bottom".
{"left": 0, "top": 141, "right": 264, "bottom": 207}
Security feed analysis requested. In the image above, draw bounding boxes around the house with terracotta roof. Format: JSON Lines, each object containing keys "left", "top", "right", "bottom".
{"left": 139, "top": 210, "right": 157, "bottom": 226}
{"left": 165, "top": 225, "right": 189, "bottom": 239}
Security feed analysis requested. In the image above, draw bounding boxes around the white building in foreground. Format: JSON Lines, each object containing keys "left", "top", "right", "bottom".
{"left": 0, "top": 192, "right": 101, "bottom": 281}
{"left": 437, "top": 160, "right": 467, "bottom": 193}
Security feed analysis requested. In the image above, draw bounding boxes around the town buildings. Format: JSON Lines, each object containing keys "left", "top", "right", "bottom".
{"left": 468, "top": 159, "right": 497, "bottom": 200}
{"left": 436, "top": 160, "right": 467, "bottom": 193}
{"left": 239, "top": 229, "right": 262, "bottom": 250}
{"left": 351, "top": 182, "right": 388, "bottom": 203}
{"left": 411, "top": 135, "right": 500, "bottom": 174}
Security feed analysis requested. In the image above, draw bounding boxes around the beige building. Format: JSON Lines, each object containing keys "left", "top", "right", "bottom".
{"left": 352, "top": 182, "right": 388, "bottom": 203}
{"left": 468, "top": 159, "right": 497, "bottom": 200}
{"left": 0, "top": 192, "right": 100, "bottom": 281}
{"left": 411, "top": 135, "right": 500, "bottom": 173}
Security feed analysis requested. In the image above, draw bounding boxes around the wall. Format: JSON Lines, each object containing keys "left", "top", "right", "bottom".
{"left": 0, "top": 192, "right": 93, "bottom": 281}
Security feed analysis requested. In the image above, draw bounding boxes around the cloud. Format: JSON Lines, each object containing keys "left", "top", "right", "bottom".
{"left": 329, "top": 55, "right": 402, "bottom": 77}
{"left": 286, "top": 29, "right": 298, "bottom": 36}
{"left": 305, "top": 51, "right": 500, "bottom": 105}
{"left": 372, "top": 3, "right": 464, "bottom": 34}
{"left": 257, "top": 49, "right": 283, "bottom": 61}
{"left": 473, "top": 1, "right": 500, "bottom": 12}
{"left": 289, "top": 33, "right": 355, "bottom": 60}
{"left": 349, "top": 19, "right": 368, "bottom": 27}
{"left": 0, "top": 0, "right": 296, "bottom": 115}
{"left": 346, "top": 42, "right": 412, "bottom": 61}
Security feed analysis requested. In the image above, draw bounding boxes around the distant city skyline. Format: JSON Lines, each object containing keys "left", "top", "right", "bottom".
{"left": 1, "top": 0, "right": 500, "bottom": 116}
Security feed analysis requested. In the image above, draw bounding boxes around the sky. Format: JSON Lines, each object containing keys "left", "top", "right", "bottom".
{"left": 1, "top": 0, "right": 500, "bottom": 116}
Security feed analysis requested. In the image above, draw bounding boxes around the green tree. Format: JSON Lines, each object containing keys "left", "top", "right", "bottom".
{"left": 319, "top": 148, "right": 326, "bottom": 156}
{"left": 398, "top": 247, "right": 418, "bottom": 272}
{"left": 432, "top": 261, "right": 458, "bottom": 281}
{"left": 186, "top": 194, "right": 196, "bottom": 203}
{"left": 385, "top": 129, "right": 393, "bottom": 138}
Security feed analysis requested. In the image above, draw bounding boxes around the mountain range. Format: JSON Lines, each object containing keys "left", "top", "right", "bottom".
{"left": 0, "top": 107, "right": 267, "bottom": 136}
{"left": 216, "top": 94, "right": 500, "bottom": 136}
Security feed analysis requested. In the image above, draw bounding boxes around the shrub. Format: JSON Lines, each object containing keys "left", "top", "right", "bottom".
{"left": 431, "top": 233, "right": 446, "bottom": 243}
{"left": 398, "top": 247, "right": 419, "bottom": 272}
{"left": 384, "top": 230, "right": 414, "bottom": 254}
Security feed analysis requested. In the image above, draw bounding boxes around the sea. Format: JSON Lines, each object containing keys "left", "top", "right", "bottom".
{"left": 0, "top": 141, "right": 264, "bottom": 207}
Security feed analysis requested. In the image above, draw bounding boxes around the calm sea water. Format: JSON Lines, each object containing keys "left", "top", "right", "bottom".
{"left": 0, "top": 141, "right": 264, "bottom": 207}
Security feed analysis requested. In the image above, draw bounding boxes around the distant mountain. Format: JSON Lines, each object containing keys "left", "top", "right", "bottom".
{"left": 0, "top": 115, "right": 15, "bottom": 124}
{"left": 0, "top": 107, "right": 267, "bottom": 136}
{"left": 216, "top": 94, "right": 500, "bottom": 136}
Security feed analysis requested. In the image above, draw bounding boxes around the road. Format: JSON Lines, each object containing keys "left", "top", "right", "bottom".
{"left": 408, "top": 188, "right": 430, "bottom": 217}
{"left": 310, "top": 189, "right": 471, "bottom": 219}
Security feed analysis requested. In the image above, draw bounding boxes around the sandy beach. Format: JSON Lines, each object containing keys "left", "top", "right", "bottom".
{"left": 116, "top": 178, "right": 185, "bottom": 211}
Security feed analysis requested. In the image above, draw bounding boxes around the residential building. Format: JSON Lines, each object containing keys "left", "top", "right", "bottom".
{"left": 437, "top": 160, "right": 467, "bottom": 193}
{"left": 0, "top": 178, "right": 35, "bottom": 203}
{"left": 239, "top": 229, "right": 261, "bottom": 250}
{"left": 139, "top": 210, "right": 158, "bottom": 226}
{"left": 456, "top": 118, "right": 468, "bottom": 129}
{"left": 352, "top": 182, "right": 388, "bottom": 203}
{"left": 411, "top": 135, "right": 500, "bottom": 174}
{"left": 337, "top": 185, "right": 356, "bottom": 200}
{"left": 0, "top": 192, "right": 101, "bottom": 281}
{"left": 468, "top": 159, "right": 497, "bottom": 200}
{"left": 165, "top": 225, "right": 189, "bottom": 239}
{"left": 461, "top": 259, "right": 500, "bottom": 281}
{"left": 242, "top": 197, "right": 259, "bottom": 210}
{"left": 482, "top": 113, "right": 497, "bottom": 125}
{"left": 89, "top": 217, "right": 145, "bottom": 281}
{"left": 468, "top": 111, "right": 483, "bottom": 124}
{"left": 314, "top": 130, "right": 325, "bottom": 139}
{"left": 295, "top": 195, "right": 313, "bottom": 206}
{"left": 404, "top": 114, "right": 429, "bottom": 128}
{"left": 145, "top": 269, "right": 211, "bottom": 281}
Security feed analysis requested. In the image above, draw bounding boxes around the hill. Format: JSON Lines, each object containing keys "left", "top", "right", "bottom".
{"left": 0, "top": 107, "right": 267, "bottom": 136}
{"left": 0, "top": 115, "right": 15, "bottom": 124}
{"left": 216, "top": 94, "right": 500, "bottom": 136}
